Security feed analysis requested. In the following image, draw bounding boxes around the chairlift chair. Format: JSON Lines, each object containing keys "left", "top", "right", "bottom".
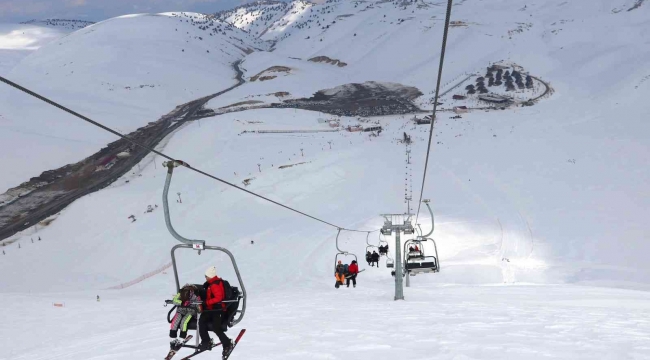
{"left": 405, "top": 255, "right": 438, "bottom": 275}
{"left": 162, "top": 160, "right": 247, "bottom": 353}
{"left": 334, "top": 229, "right": 358, "bottom": 270}
{"left": 378, "top": 233, "right": 389, "bottom": 256}
{"left": 406, "top": 240, "right": 424, "bottom": 260}
{"left": 365, "top": 233, "right": 378, "bottom": 255}
{"left": 403, "top": 237, "right": 440, "bottom": 275}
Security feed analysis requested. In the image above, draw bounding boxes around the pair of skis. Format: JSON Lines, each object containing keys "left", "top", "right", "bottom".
{"left": 346, "top": 269, "right": 365, "bottom": 279}
{"left": 164, "top": 329, "right": 246, "bottom": 360}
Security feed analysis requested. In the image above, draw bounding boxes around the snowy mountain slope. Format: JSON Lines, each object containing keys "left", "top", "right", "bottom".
{"left": 1, "top": 0, "right": 648, "bottom": 291}
{"left": 2, "top": 105, "right": 650, "bottom": 358}
{"left": 0, "top": 23, "right": 70, "bottom": 75}
{"left": 0, "top": 12, "right": 263, "bottom": 193}
{"left": 1, "top": 0, "right": 650, "bottom": 358}
{"left": 215, "top": 1, "right": 290, "bottom": 38}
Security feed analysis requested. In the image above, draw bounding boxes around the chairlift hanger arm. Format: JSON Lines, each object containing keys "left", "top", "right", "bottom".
{"left": 163, "top": 162, "right": 205, "bottom": 247}
{"left": 335, "top": 228, "right": 345, "bottom": 254}
{"left": 421, "top": 200, "right": 434, "bottom": 238}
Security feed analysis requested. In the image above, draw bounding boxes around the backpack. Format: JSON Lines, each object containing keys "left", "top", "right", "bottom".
{"left": 221, "top": 279, "right": 240, "bottom": 302}
{"left": 218, "top": 279, "right": 241, "bottom": 328}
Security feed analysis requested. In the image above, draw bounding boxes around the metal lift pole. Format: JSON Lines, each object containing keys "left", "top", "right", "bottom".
{"left": 382, "top": 214, "right": 412, "bottom": 300}
{"left": 397, "top": 229, "right": 406, "bottom": 295}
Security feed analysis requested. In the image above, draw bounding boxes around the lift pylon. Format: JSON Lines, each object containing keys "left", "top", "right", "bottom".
{"left": 380, "top": 213, "right": 415, "bottom": 300}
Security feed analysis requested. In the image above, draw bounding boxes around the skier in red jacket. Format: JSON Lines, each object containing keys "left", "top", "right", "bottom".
{"left": 346, "top": 260, "right": 359, "bottom": 288}
{"left": 200, "top": 266, "right": 233, "bottom": 356}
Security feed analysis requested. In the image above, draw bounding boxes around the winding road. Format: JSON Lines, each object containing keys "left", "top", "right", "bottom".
{"left": 0, "top": 61, "right": 245, "bottom": 242}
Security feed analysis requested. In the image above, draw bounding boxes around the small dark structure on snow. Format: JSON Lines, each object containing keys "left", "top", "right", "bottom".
{"left": 478, "top": 94, "right": 511, "bottom": 104}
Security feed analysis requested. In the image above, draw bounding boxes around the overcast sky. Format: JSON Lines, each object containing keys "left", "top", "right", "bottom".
{"left": 0, "top": 0, "right": 251, "bottom": 23}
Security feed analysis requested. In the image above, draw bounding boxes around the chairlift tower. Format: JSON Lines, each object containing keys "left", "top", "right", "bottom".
{"left": 380, "top": 213, "right": 415, "bottom": 300}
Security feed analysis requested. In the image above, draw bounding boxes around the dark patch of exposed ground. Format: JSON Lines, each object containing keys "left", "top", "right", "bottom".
{"left": 270, "top": 81, "right": 424, "bottom": 117}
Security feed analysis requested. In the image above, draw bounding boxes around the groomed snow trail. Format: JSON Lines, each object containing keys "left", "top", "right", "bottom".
{"left": 2, "top": 283, "right": 650, "bottom": 360}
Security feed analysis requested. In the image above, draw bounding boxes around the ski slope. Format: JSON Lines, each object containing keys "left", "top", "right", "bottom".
{"left": 1, "top": 0, "right": 650, "bottom": 359}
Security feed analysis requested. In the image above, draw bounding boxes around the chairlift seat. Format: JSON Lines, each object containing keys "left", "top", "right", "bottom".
{"left": 168, "top": 284, "right": 241, "bottom": 332}
{"left": 405, "top": 256, "right": 438, "bottom": 272}
{"left": 185, "top": 308, "right": 238, "bottom": 332}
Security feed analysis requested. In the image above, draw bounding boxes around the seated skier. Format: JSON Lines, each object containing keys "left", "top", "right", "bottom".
{"left": 200, "top": 266, "right": 233, "bottom": 357}
{"left": 335, "top": 260, "right": 347, "bottom": 288}
{"left": 366, "top": 251, "right": 372, "bottom": 266}
{"left": 371, "top": 251, "right": 380, "bottom": 267}
{"left": 169, "top": 284, "right": 202, "bottom": 350}
{"left": 346, "top": 260, "right": 359, "bottom": 288}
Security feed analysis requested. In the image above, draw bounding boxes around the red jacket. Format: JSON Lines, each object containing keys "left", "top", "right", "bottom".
{"left": 348, "top": 263, "right": 359, "bottom": 274}
{"left": 205, "top": 277, "right": 226, "bottom": 310}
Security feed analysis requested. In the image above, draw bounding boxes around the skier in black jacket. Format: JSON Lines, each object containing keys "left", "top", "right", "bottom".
{"left": 371, "top": 251, "right": 380, "bottom": 267}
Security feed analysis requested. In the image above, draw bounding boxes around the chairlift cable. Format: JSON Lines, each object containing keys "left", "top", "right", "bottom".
{"left": 0, "top": 75, "right": 378, "bottom": 234}
{"left": 415, "top": 0, "right": 454, "bottom": 224}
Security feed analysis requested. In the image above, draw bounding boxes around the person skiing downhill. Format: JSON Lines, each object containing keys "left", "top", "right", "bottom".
{"left": 169, "top": 284, "right": 202, "bottom": 350}
{"left": 335, "top": 260, "right": 347, "bottom": 288}
{"left": 346, "top": 260, "right": 359, "bottom": 288}
{"left": 201, "top": 266, "right": 233, "bottom": 358}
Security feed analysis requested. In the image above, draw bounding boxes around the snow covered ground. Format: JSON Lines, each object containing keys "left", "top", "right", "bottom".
{"left": 0, "top": 23, "right": 69, "bottom": 75}
{"left": 1, "top": 0, "right": 650, "bottom": 359}
{"left": 3, "top": 283, "right": 650, "bottom": 360}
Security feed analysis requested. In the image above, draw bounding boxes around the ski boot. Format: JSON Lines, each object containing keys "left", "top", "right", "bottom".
{"left": 222, "top": 341, "right": 234, "bottom": 359}
{"left": 199, "top": 338, "right": 214, "bottom": 351}
{"left": 170, "top": 339, "right": 183, "bottom": 351}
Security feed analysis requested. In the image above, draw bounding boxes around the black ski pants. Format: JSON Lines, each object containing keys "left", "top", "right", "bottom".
{"left": 198, "top": 311, "right": 231, "bottom": 347}
{"left": 346, "top": 274, "right": 357, "bottom": 287}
